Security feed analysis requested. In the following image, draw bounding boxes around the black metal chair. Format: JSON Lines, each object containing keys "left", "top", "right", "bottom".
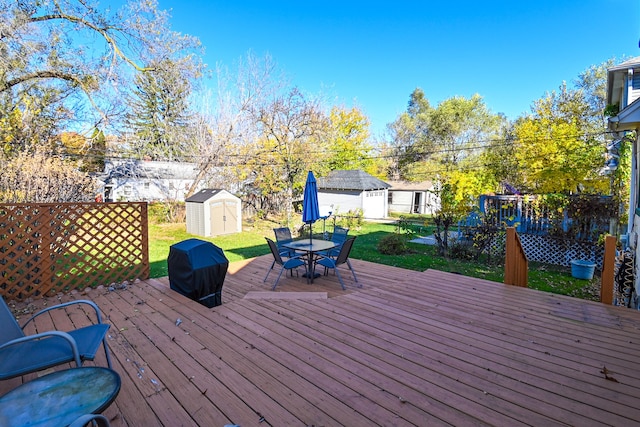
{"left": 264, "top": 238, "right": 307, "bottom": 290}
{"left": 314, "top": 236, "right": 359, "bottom": 290}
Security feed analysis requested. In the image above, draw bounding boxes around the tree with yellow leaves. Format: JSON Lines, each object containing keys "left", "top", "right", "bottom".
{"left": 512, "top": 83, "right": 607, "bottom": 194}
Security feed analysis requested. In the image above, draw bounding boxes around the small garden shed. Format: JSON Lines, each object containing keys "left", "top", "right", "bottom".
{"left": 185, "top": 189, "right": 242, "bottom": 237}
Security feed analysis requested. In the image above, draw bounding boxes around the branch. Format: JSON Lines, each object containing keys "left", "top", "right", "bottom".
{"left": 0, "top": 70, "right": 81, "bottom": 92}
{"left": 28, "top": 12, "right": 153, "bottom": 73}
{"left": 0, "top": 69, "right": 108, "bottom": 124}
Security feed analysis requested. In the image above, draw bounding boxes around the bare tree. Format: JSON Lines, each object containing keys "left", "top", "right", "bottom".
{"left": 248, "top": 87, "right": 329, "bottom": 224}
{"left": 185, "top": 53, "right": 283, "bottom": 198}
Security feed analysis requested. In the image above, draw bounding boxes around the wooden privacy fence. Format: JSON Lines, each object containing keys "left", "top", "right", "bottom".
{"left": 0, "top": 202, "right": 149, "bottom": 301}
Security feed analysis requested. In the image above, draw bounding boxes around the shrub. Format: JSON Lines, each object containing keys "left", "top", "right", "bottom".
{"left": 148, "top": 201, "right": 185, "bottom": 223}
{"left": 336, "top": 208, "right": 364, "bottom": 229}
{"left": 449, "top": 241, "right": 474, "bottom": 260}
{"left": 0, "top": 149, "right": 97, "bottom": 202}
{"left": 377, "top": 233, "right": 409, "bottom": 255}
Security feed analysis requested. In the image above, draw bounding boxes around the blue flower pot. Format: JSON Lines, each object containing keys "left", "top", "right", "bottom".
{"left": 570, "top": 260, "right": 596, "bottom": 280}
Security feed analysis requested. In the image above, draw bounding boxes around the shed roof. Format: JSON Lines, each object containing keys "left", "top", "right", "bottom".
{"left": 318, "top": 170, "right": 390, "bottom": 191}
{"left": 185, "top": 189, "right": 227, "bottom": 203}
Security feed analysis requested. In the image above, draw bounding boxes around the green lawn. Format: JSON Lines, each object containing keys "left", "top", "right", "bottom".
{"left": 149, "top": 219, "right": 601, "bottom": 301}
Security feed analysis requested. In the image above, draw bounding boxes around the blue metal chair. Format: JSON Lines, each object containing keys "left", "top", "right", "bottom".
{"left": 69, "top": 414, "right": 111, "bottom": 427}
{"left": 273, "top": 227, "right": 295, "bottom": 257}
{"left": 0, "top": 297, "right": 112, "bottom": 380}
{"left": 264, "top": 238, "right": 307, "bottom": 290}
{"left": 314, "top": 236, "right": 359, "bottom": 290}
{"left": 326, "top": 226, "right": 349, "bottom": 257}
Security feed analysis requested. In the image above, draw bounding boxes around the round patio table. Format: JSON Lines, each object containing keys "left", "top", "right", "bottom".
{"left": 0, "top": 367, "right": 121, "bottom": 427}
{"left": 283, "top": 238, "right": 337, "bottom": 283}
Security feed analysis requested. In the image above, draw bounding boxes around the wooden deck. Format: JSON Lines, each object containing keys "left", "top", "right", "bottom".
{"left": 4, "top": 255, "right": 640, "bottom": 426}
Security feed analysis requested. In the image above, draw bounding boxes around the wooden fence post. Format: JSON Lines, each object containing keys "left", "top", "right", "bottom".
{"left": 505, "top": 227, "right": 516, "bottom": 285}
{"left": 600, "top": 235, "right": 616, "bottom": 305}
{"left": 504, "top": 227, "right": 528, "bottom": 287}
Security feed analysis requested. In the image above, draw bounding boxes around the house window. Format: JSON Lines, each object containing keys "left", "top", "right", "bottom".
{"left": 144, "top": 182, "right": 150, "bottom": 190}
{"left": 633, "top": 70, "right": 640, "bottom": 90}
{"left": 123, "top": 185, "right": 132, "bottom": 195}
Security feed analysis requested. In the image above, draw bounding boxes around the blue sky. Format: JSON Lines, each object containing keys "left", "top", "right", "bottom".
{"left": 158, "top": 0, "right": 640, "bottom": 137}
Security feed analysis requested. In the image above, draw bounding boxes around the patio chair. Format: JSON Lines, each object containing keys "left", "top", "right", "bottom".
{"left": 323, "top": 226, "right": 349, "bottom": 257}
{"left": 273, "top": 227, "right": 295, "bottom": 257}
{"left": 69, "top": 414, "right": 111, "bottom": 427}
{"left": 314, "top": 236, "right": 359, "bottom": 290}
{"left": 0, "top": 298, "right": 112, "bottom": 381}
{"left": 264, "top": 238, "right": 307, "bottom": 290}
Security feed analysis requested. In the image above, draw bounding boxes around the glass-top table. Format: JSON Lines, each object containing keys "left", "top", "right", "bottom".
{"left": 0, "top": 367, "right": 121, "bottom": 427}
{"left": 282, "top": 238, "right": 337, "bottom": 283}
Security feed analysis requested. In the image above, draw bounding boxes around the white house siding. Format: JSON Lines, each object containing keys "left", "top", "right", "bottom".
{"left": 423, "top": 191, "right": 440, "bottom": 214}
{"left": 631, "top": 144, "right": 640, "bottom": 301}
{"left": 103, "top": 160, "right": 199, "bottom": 202}
{"left": 607, "top": 59, "right": 640, "bottom": 307}
{"left": 628, "top": 71, "right": 640, "bottom": 106}
{"left": 389, "top": 191, "right": 413, "bottom": 214}
{"left": 318, "top": 189, "right": 388, "bottom": 219}
{"left": 388, "top": 191, "right": 439, "bottom": 215}
{"left": 106, "top": 178, "right": 191, "bottom": 202}
{"left": 318, "top": 190, "right": 361, "bottom": 216}
{"left": 387, "top": 180, "right": 440, "bottom": 215}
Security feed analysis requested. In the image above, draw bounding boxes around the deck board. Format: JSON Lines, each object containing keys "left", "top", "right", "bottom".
{"left": 3, "top": 254, "right": 640, "bottom": 426}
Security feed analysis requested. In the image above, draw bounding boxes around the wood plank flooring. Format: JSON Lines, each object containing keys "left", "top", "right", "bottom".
{"left": 3, "top": 255, "right": 640, "bottom": 426}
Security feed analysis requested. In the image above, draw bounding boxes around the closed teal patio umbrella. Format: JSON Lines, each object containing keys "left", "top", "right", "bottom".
{"left": 302, "top": 171, "right": 320, "bottom": 243}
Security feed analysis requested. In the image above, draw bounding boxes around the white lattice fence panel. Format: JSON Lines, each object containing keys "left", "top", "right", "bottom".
{"left": 481, "top": 231, "right": 603, "bottom": 269}
{"left": 519, "top": 234, "right": 603, "bottom": 268}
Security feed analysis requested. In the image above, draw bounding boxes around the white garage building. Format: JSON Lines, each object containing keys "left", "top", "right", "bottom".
{"left": 317, "top": 170, "right": 390, "bottom": 219}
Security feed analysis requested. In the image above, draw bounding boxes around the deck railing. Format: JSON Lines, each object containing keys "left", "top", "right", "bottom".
{"left": 504, "top": 227, "right": 528, "bottom": 287}
{"left": 480, "top": 194, "right": 615, "bottom": 241}
{"left": 0, "top": 202, "right": 149, "bottom": 301}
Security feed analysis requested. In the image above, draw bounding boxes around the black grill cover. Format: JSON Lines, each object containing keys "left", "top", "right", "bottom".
{"left": 168, "top": 239, "right": 228, "bottom": 308}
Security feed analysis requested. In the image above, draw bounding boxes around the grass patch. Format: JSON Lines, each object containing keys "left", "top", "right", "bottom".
{"left": 149, "top": 218, "right": 600, "bottom": 301}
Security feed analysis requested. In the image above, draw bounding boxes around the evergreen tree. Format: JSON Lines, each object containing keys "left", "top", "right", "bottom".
{"left": 126, "top": 59, "right": 195, "bottom": 160}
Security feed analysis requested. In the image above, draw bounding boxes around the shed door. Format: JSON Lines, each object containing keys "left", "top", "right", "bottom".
{"left": 225, "top": 200, "right": 238, "bottom": 233}
{"left": 210, "top": 200, "right": 238, "bottom": 235}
